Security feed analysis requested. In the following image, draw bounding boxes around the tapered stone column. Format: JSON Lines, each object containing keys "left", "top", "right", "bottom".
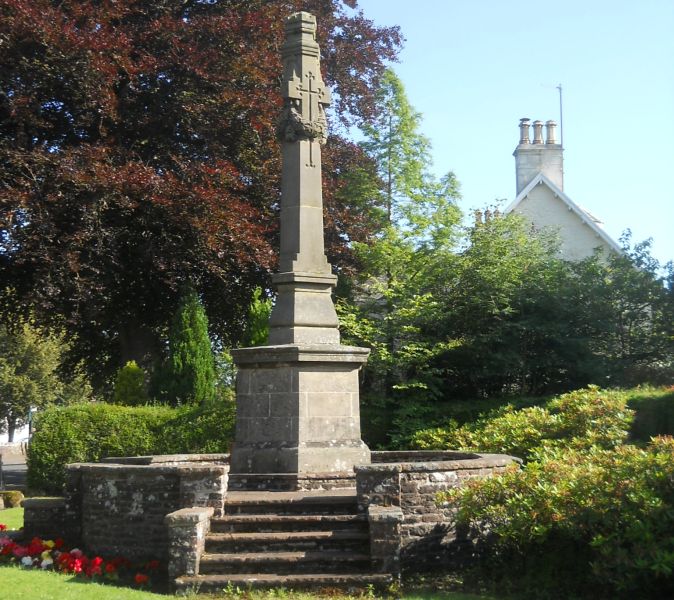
{"left": 229, "top": 12, "right": 370, "bottom": 478}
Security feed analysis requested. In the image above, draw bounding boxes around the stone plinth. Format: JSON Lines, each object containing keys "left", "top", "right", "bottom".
{"left": 229, "top": 345, "right": 370, "bottom": 475}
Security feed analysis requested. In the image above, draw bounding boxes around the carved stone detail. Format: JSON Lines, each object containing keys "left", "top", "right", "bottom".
{"left": 277, "top": 12, "right": 331, "bottom": 143}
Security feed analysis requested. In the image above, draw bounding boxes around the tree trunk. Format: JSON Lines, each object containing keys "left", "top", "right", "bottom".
{"left": 118, "top": 323, "right": 162, "bottom": 371}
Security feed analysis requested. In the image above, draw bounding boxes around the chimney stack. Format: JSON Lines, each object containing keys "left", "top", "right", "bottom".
{"left": 519, "top": 118, "right": 531, "bottom": 144}
{"left": 513, "top": 117, "right": 563, "bottom": 194}
{"left": 532, "top": 120, "right": 544, "bottom": 144}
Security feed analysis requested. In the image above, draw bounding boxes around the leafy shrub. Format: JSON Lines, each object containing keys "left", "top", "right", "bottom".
{"left": 112, "top": 360, "right": 149, "bottom": 406}
{"left": 440, "top": 437, "right": 674, "bottom": 599}
{"left": 411, "top": 386, "right": 633, "bottom": 460}
{"left": 27, "top": 401, "right": 235, "bottom": 493}
{"left": 627, "top": 385, "right": 674, "bottom": 441}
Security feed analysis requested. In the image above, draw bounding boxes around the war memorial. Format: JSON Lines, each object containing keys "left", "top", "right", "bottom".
{"left": 22, "top": 13, "right": 517, "bottom": 592}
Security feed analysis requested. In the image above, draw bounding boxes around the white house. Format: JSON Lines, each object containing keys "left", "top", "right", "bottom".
{"left": 505, "top": 118, "right": 621, "bottom": 261}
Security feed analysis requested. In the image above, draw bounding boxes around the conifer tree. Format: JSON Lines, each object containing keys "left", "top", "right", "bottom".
{"left": 112, "top": 360, "right": 149, "bottom": 406}
{"left": 165, "top": 289, "right": 217, "bottom": 406}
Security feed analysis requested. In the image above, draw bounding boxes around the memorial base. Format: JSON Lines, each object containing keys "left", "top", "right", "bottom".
{"left": 229, "top": 344, "right": 371, "bottom": 475}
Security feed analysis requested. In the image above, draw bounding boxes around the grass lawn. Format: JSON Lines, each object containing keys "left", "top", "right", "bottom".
{"left": 2, "top": 506, "right": 495, "bottom": 599}
{"left": 0, "top": 567, "right": 495, "bottom": 599}
{"left": 0, "top": 506, "right": 24, "bottom": 530}
{"left": 1, "top": 567, "right": 168, "bottom": 600}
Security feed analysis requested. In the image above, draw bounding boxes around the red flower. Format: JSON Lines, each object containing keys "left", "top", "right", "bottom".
{"left": 73, "top": 558, "right": 83, "bottom": 573}
{"left": 54, "top": 538, "right": 64, "bottom": 549}
{"left": 104, "top": 562, "right": 116, "bottom": 574}
{"left": 27, "top": 538, "right": 45, "bottom": 557}
{"left": 1, "top": 542, "right": 16, "bottom": 556}
{"left": 0, "top": 524, "right": 7, "bottom": 531}
{"left": 134, "top": 573, "right": 149, "bottom": 585}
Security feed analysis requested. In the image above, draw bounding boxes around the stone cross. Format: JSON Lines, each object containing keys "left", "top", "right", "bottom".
{"left": 269, "top": 12, "right": 338, "bottom": 344}
{"left": 229, "top": 12, "right": 370, "bottom": 478}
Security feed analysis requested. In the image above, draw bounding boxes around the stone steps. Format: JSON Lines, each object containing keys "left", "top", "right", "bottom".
{"left": 224, "top": 490, "right": 358, "bottom": 515}
{"left": 199, "top": 550, "right": 372, "bottom": 574}
{"left": 210, "top": 513, "right": 367, "bottom": 533}
{"left": 206, "top": 530, "right": 369, "bottom": 553}
{"left": 174, "top": 488, "right": 393, "bottom": 591}
{"left": 174, "top": 572, "right": 393, "bottom": 592}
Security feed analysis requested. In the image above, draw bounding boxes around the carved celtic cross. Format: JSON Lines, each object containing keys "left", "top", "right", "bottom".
{"left": 278, "top": 13, "right": 331, "bottom": 144}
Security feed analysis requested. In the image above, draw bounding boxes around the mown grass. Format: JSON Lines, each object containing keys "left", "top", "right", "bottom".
{"left": 0, "top": 567, "right": 168, "bottom": 600}
{"left": 0, "top": 567, "right": 495, "bottom": 600}
{"left": 0, "top": 506, "right": 24, "bottom": 530}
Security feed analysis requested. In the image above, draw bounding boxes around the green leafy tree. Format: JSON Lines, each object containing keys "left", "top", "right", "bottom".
{"left": 112, "top": 360, "right": 149, "bottom": 406}
{"left": 0, "top": 321, "right": 90, "bottom": 440}
{"left": 164, "top": 289, "right": 217, "bottom": 406}
{"left": 242, "top": 287, "right": 272, "bottom": 347}
{"left": 338, "top": 69, "right": 462, "bottom": 446}
{"left": 579, "top": 233, "right": 674, "bottom": 384}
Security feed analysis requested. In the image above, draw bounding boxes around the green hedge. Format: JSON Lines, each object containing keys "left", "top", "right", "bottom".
{"left": 27, "top": 401, "right": 235, "bottom": 494}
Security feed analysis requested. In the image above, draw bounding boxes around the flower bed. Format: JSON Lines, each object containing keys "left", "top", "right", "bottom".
{"left": 0, "top": 524, "right": 159, "bottom": 588}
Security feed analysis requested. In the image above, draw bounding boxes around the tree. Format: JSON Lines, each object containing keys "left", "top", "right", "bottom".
{"left": 573, "top": 233, "right": 674, "bottom": 386}
{"left": 163, "top": 289, "right": 217, "bottom": 406}
{"left": 338, "top": 69, "right": 463, "bottom": 446}
{"left": 0, "top": 1, "right": 401, "bottom": 388}
{"left": 0, "top": 321, "right": 90, "bottom": 440}
{"left": 241, "top": 287, "right": 273, "bottom": 347}
{"left": 112, "top": 360, "right": 149, "bottom": 406}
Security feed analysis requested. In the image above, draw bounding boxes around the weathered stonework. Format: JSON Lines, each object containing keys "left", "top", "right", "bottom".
{"left": 356, "top": 452, "right": 520, "bottom": 570}
{"left": 230, "top": 347, "right": 370, "bottom": 475}
{"left": 368, "top": 505, "right": 403, "bottom": 577}
{"left": 229, "top": 12, "right": 371, "bottom": 479}
{"left": 228, "top": 470, "right": 356, "bottom": 491}
{"left": 166, "top": 506, "right": 213, "bottom": 582}
{"left": 22, "top": 497, "right": 68, "bottom": 542}
{"left": 23, "top": 455, "right": 229, "bottom": 562}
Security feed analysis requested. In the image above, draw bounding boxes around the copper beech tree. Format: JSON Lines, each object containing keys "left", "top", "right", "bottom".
{"left": 0, "top": 0, "right": 400, "bottom": 387}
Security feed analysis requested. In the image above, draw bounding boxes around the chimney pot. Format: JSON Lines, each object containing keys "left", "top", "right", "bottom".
{"left": 532, "top": 120, "right": 544, "bottom": 144}
{"left": 545, "top": 120, "right": 557, "bottom": 144}
{"left": 518, "top": 118, "right": 531, "bottom": 144}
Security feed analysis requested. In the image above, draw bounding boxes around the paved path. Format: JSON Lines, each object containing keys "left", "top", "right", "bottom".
{"left": 0, "top": 453, "right": 27, "bottom": 491}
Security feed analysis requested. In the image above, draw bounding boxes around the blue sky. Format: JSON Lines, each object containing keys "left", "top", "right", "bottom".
{"left": 351, "top": 0, "right": 674, "bottom": 266}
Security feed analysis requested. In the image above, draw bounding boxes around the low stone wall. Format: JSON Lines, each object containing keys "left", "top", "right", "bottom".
{"left": 357, "top": 451, "right": 519, "bottom": 572}
{"left": 165, "top": 506, "right": 214, "bottom": 582}
{"left": 22, "top": 497, "right": 68, "bottom": 542}
{"left": 25, "top": 454, "right": 229, "bottom": 562}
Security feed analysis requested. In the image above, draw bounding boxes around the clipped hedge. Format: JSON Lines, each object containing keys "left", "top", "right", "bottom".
{"left": 27, "top": 401, "right": 235, "bottom": 494}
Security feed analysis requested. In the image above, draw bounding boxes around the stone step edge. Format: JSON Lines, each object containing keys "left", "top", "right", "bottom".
{"left": 225, "top": 495, "right": 356, "bottom": 507}
{"left": 175, "top": 572, "right": 394, "bottom": 590}
{"left": 200, "top": 550, "right": 371, "bottom": 563}
{"left": 206, "top": 530, "right": 369, "bottom": 543}
{"left": 213, "top": 513, "right": 366, "bottom": 524}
